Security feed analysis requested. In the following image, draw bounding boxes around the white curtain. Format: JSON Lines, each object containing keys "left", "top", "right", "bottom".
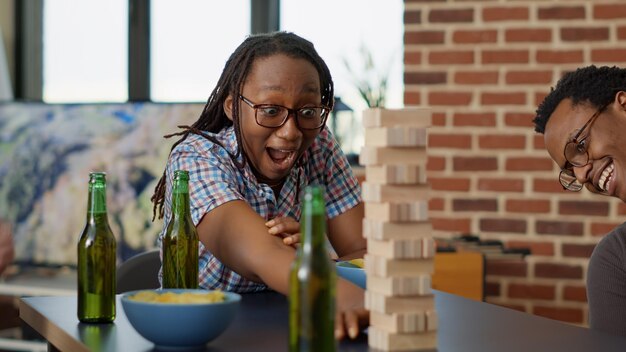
{"left": 0, "top": 27, "right": 13, "bottom": 101}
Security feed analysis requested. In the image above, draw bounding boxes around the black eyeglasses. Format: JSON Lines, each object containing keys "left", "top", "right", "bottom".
{"left": 559, "top": 105, "right": 607, "bottom": 191}
{"left": 239, "top": 95, "right": 330, "bottom": 130}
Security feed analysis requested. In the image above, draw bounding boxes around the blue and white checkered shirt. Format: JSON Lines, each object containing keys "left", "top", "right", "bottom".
{"left": 159, "top": 125, "right": 361, "bottom": 292}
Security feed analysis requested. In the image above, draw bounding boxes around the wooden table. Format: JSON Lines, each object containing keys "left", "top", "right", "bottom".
{"left": 20, "top": 290, "right": 626, "bottom": 352}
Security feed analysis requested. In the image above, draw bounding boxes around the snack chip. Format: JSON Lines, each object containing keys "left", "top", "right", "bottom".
{"left": 129, "top": 290, "right": 226, "bottom": 304}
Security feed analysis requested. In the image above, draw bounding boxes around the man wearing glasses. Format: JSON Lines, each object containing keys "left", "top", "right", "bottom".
{"left": 533, "top": 65, "right": 626, "bottom": 336}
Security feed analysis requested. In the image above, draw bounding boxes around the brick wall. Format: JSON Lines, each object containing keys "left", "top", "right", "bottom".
{"left": 403, "top": 0, "right": 626, "bottom": 326}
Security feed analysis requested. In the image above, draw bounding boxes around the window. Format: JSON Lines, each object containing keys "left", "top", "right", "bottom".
{"left": 150, "top": 0, "right": 250, "bottom": 102}
{"left": 43, "top": 0, "right": 128, "bottom": 103}
{"left": 281, "top": 0, "right": 404, "bottom": 155}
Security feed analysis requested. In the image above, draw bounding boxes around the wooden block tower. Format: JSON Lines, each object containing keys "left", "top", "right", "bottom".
{"left": 360, "top": 108, "right": 437, "bottom": 351}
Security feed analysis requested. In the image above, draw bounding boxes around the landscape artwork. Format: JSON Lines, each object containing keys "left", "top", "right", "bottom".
{"left": 0, "top": 102, "right": 203, "bottom": 265}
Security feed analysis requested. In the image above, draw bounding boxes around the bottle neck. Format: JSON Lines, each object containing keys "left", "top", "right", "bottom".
{"left": 300, "top": 187, "right": 326, "bottom": 252}
{"left": 87, "top": 182, "right": 108, "bottom": 220}
{"left": 171, "top": 178, "right": 191, "bottom": 218}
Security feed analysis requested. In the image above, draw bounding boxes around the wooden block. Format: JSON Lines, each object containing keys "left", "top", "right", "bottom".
{"left": 364, "top": 254, "right": 434, "bottom": 277}
{"left": 365, "top": 164, "right": 428, "bottom": 185}
{"left": 359, "top": 146, "right": 426, "bottom": 166}
{"left": 367, "top": 274, "right": 432, "bottom": 296}
{"left": 363, "top": 108, "right": 432, "bottom": 128}
{"left": 368, "top": 327, "right": 437, "bottom": 351}
{"left": 365, "top": 291, "right": 435, "bottom": 314}
{"left": 370, "top": 310, "right": 438, "bottom": 333}
{"left": 363, "top": 219, "right": 432, "bottom": 240}
{"left": 362, "top": 182, "right": 430, "bottom": 203}
{"left": 367, "top": 237, "right": 436, "bottom": 259}
{"left": 365, "top": 201, "right": 429, "bottom": 222}
{"left": 364, "top": 127, "right": 427, "bottom": 147}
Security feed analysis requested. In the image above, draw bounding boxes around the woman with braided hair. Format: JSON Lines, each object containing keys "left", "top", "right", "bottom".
{"left": 152, "top": 32, "right": 367, "bottom": 339}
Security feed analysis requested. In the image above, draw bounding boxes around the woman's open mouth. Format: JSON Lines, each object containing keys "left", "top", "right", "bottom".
{"left": 266, "top": 147, "right": 297, "bottom": 170}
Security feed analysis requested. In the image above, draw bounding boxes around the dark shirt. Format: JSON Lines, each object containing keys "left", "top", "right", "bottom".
{"left": 587, "top": 222, "right": 626, "bottom": 336}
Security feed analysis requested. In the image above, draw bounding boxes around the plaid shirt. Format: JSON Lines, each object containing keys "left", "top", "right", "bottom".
{"left": 159, "top": 126, "right": 361, "bottom": 292}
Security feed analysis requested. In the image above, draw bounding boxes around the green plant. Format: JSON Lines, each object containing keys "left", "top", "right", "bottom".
{"left": 342, "top": 44, "right": 390, "bottom": 108}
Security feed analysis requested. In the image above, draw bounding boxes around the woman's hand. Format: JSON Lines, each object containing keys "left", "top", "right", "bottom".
{"left": 266, "top": 217, "right": 301, "bottom": 247}
{"left": 335, "top": 278, "right": 369, "bottom": 340}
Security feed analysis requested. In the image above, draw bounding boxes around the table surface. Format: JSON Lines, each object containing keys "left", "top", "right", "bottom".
{"left": 20, "top": 290, "right": 626, "bottom": 352}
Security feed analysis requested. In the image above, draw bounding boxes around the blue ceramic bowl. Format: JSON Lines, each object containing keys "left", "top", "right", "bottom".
{"left": 121, "top": 289, "right": 241, "bottom": 349}
{"left": 336, "top": 262, "right": 366, "bottom": 289}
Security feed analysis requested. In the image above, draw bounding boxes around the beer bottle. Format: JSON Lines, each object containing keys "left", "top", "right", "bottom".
{"left": 162, "top": 170, "right": 199, "bottom": 288}
{"left": 77, "top": 172, "right": 116, "bottom": 323}
{"left": 289, "top": 186, "right": 336, "bottom": 352}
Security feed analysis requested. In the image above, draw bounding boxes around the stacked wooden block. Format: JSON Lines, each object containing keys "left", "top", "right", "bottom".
{"left": 360, "top": 108, "right": 437, "bottom": 351}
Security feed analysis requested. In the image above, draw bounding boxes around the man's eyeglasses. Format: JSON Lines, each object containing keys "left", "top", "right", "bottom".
{"left": 559, "top": 105, "right": 608, "bottom": 191}
{"left": 239, "top": 95, "right": 330, "bottom": 130}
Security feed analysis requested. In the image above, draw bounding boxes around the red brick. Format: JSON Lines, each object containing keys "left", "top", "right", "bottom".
{"left": 559, "top": 201, "right": 609, "bottom": 216}
{"left": 477, "top": 178, "right": 524, "bottom": 192}
{"left": 592, "top": 49, "right": 626, "bottom": 62}
{"left": 453, "top": 112, "right": 496, "bottom": 127}
{"left": 561, "top": 27, "right": 610, "bottom": 41}
{"left": 619, "top": 26, "right": 626, "bottom": 40}
{"left": 505, "top": 70, "right": 553, "bottom": 85}
{"left": 428, "top": 133, "right": 472, "bottom": 148}
{"left": 429, "top": 8, "right": 474, "bottom": 23}
{"left": 533, "top": 134, "right": 546, "bottom": 149}
{"left": 453, "top": 30, "right": 498, "bottom": 43}
{"left": 538, "top": 6, "right": 585, "bottom": 20}
{"left": 483, "top": 7, "right": 528, "bottom": 22}
{"left": 429, "top": 92, "right": 473, "bottom": 106}
{"left": 429, "top": 50, "right": 475, "bottom": 65}
{"left": 453, "top": 199, "right": 498, "bottom": 212}
{"left": 481, "top": 92, "right": 526, "bottom": 105}
{"left": 486, "top": 259, "right": 528, "bottom": 277}
{"left": 506, "top": 199, "right": 550, "bottom": 213}
{"left": 429, "top": 177, "right": 470, "bottom": 192}
{"left": 534, "top": 91, "right": 550, "bottom": 108}
{"left": 508, "top": 283, "right": 555, "bottom": 300}
{"left": 455, "top": 71, "right": 499, "bottom": 85}
{"left": 562, "top": 243, "right": 595, "bottom": 258}
{"left": 591, "top": 222, "right": 621, "bottom": 236}
{"left": 533, "top": 178, "right": 565, "bottom": 193}
{"left": 536, "top": 50, "right": 584, "bottom": 64}
{"left": 404, "top": 31, "right": 445, "bottom": 45}
{"left": 405, "top": 72, "right": 447, "bottom": 85}
{"left": 594, "top": 4, "right": 626, "bottom": 19}
{"left": 429, "top": 197, "right": 445, "bottom": 211}
{"left": 505, "top": 112, "right": 534, "bottom": 127}
{"left": 453, "top": 157, "right": 498, "bottom": 171}
{"left": 618, "top": 202, "right": 626, "bottom": 215}
{"left": 431, "top": 217, "right": 471, "bottom": 233}
{"left": 505, "top": 28, "right": 552, "bottom": 43}
{"left": 485, "top": 281, "right": 501, "bottom": 297}
{"left": 535, "top": 263, "right": 583, "bottom": 279}
{"left": 536, "top": 221, "right": 584, "bottom": 236}
{"left": 404, "top": 91, "right": 421, "bottom": 105}
{"left": 563, "top": 285, "right": 587, "bottom": 302}
{"left": 506, "top": 240, "right": 554, "bottom": 256}
{"left": 480, "top": 218, "right": 527, "bottom": 234}
{"left": 479, "top": 135, "right": 525, "bottom": 149}
{"left": 533, "top": 306, "right": 584, "bottom": 324}
{"left": 432, "top": 112, "right": 446, "bottom": 126}
{"left": 505, "top": 157, "right": 553, "bottom": 171}
{"left": 427, "top": 156, "right": 446, "bottom": 171}
{"left": 404, "top": 51, "right": 422, "bottom": 65}
{"left": 482, "top": 50, "right": 529, "bottom": 64}
{"left": 404, "top": 10, "right": 422, "bottom": 24}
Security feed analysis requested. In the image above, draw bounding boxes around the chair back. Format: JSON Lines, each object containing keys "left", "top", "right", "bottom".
{"left": 116, "top": 248, "right": 161, "bottom": 293}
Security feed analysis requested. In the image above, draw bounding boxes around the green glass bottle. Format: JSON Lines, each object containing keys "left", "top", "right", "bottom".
{"left": 77, "top": 172, "right": 117, "bottom": 323}
{"left": 162, "top": 170, "right": 199, "bottom": 289}
{"left": 289, "top": 186, "right": 336, "bottom": 352}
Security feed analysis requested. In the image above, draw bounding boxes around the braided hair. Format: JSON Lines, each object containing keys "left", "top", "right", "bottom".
{"left": 151, "top": 31, "right": 335, "bottom": 220}
{"left": 534, "top": 65, "right": 626, "bottom": 133}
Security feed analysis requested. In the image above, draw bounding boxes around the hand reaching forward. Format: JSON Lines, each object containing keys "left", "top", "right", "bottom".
{"left": 266, "top": 217, "right": 301, "bottom": 247}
